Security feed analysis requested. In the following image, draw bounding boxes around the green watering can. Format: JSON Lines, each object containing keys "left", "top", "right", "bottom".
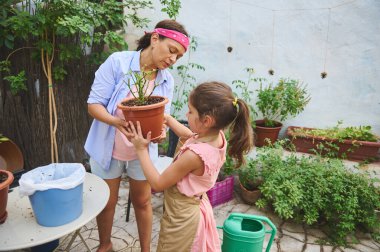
{"left": 217, "top": 213, "right": 277, "bottom": 252}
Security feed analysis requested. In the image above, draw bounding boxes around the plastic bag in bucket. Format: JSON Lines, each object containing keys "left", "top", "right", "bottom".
{"left": 19, "top": 163, "right": 86, "bottom": 227}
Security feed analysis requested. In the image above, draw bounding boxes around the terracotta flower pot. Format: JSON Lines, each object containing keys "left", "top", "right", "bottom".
{"left": 254, "top": 120, "right": 283, "bottom": 147}
{"left": 0, "top": 170, "right": 14, "bottom": 224}
{"left": 117, "top": 96, "right": 168, "bottom": 139}
{"left": 287, "top": 126, "right": 380, "bottom": 161}
{"left": 239, "top": 180, "right": 261, "bottom": 205}
{"left": 0, "top": 139, "right": 24, "bottom": 173}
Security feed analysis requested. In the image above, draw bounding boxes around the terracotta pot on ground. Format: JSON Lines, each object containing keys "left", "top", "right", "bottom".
{"left": 239, "top": 180, "right": 261, "bottom": 205}
{"left": 0, "top": 170, "right": 14, "bottom": 224}
{"left": 254, "top": 120, "right": 283, "bottom": 147}
{"left": 118, "top": 96, "right": 168, "bottom": 139}
{"left": 0, "top": 139, "right": 24, "bottom": 173}
{"left": 287, "top": 126, "right": 380, "bottom": 161}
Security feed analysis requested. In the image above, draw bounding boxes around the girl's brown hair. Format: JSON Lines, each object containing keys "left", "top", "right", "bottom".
{"left": 189, "top": 82, "right": 254, "bottom": 168}
{"left": 137, "top": 19, "right": 189, "bottom": 51}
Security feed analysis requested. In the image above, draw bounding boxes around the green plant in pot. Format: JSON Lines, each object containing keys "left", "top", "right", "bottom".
{"left": 254, "top": 77, "right": 310, "bottom": 147}
{"left": 117, "top": 70, "right": 168, "bottom": 140}
{"left": 238, "top": 158, "right": 262, "bottom": 205}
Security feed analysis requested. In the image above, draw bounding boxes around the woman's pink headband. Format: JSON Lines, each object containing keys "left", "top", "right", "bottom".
{"left": 152, "top": 28, "right": 189, "bottom": 51}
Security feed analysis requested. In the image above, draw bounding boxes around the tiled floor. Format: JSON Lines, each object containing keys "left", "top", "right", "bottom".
{"left": 8, "top": 156, "right": 380, "bottom": 252}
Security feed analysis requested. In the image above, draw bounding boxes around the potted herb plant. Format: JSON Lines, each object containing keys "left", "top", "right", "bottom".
{"left": 238, "top": 158, "right": 262, "bottom": 205}
{"left": 117, "top": 70, "right": 168, "bottom": 139}
{"left": 287, "top": 121, "right": 380, "bottom": 161}
{"left": 253, "top": 77, "right": 311, "bottom": 147}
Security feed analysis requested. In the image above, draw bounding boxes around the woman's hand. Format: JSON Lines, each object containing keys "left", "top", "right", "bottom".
{"left": 125, "top": 121, "right": 151, "bottom": 151}
{"left": 112, "top": 117, "right": 129, "bottom": 136}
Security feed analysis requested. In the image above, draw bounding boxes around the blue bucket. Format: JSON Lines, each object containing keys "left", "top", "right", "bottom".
{"left": 29, "top": 183, "right": 83, "bottom": 227}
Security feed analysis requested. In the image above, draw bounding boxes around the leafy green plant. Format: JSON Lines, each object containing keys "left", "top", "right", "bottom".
{"left": 171, "top": 37, "right": 205, "bottom": 119}
{"left": 255, "top": 143, "right": 380, "bottom": 246}
{"left": 160, "top": 0, "right": 181, "bottom": 19}
{"left": 3, "top": 70, "right": 27, "bottom": 95}
{"left": 231, "top": 67, "right": 256, "bottom": 125}
{"left": 255, "top": 78, "right": 311, "bottom": 127}
{"left": 238, "top": 158, "right": 262, "bottom": 190}
{"left": 291, "top": 121, "right": 379, "bottom": 142}
{"left": 124, "top": 70, "right": 159, "bottom": 106}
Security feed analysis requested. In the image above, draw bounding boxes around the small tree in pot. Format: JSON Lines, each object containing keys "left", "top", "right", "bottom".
{"left": 254, "top": 77, "right": 310, "bottom": 147}
{"left": 117, "top": 70, "right": 168, "bottom": 139}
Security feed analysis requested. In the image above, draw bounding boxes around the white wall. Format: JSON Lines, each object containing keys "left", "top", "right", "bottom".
{"left": 124, "top": 0, "right": 380, "bottom": 135}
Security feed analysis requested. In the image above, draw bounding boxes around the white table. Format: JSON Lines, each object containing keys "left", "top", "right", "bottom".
{"left": 0, "top": 172, "right": 110, "bottom": 251}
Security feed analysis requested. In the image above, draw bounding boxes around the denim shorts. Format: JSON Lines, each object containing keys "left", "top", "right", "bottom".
{"left": 90, "top": 158, "right": 146, "bottom": 180}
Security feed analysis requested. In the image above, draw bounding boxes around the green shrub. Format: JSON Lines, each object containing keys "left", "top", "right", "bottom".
{"left": 238, "top": 158, "right": 262, "bottom": 190}
{"left": 255, "top": 78, "right": 311, "bottom": 127}
{"left": 255, "top": 144, "right": 380, "bottom": 246}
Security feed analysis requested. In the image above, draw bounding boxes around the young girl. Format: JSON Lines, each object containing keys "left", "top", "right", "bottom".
{"left": 125, "top": 81, "right": 253, "bottom": 251}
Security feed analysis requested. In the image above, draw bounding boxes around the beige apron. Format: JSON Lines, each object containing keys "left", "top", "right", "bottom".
{"left": 157, "top": 185, "right": 206, "bottom": 252}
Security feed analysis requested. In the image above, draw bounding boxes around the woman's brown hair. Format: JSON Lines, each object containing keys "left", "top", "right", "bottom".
{"left": 189, "top": 82, "right": 254, "bottom": 168}
{"left": 137, "top": 19, "right": 189, "bottom": 51}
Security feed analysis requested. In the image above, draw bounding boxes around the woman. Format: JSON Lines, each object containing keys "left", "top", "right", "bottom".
{"left": 84, "top": 19, "right": 189, "bottom": 252}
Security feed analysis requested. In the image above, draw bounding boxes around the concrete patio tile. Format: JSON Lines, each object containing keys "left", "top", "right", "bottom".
{"left": 307, "top": 228, "right": 327, "bottom": 239}
{"left": 229, "top": 203, "right": 252, "bottom": 213}
{"left": 303, "top": 244, "right": 321, "bottom": 252}
{"left": 279, "top": 235, "right": 305, "bottom": 251}
{"left": 358, "top": 239, "right": 380, "bottom": 250}
{"left": 322, "top": 246, "right": 337, "bottom": 252}
{"left": 282, "top": 221, "right": 306, "bottom": 233}
{"left": 282, "top": 229, "right": 306, "bottom": 242}
{"left": 351, "top": 243, "right": 380, "bottom": 252}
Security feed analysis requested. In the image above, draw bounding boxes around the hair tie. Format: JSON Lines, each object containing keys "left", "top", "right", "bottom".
{"left": 232, "top": 97, "right": 238, "bottom": 107}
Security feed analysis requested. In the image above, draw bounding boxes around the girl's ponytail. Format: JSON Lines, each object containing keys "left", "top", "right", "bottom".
{"left": 228, "top": 99, "right": 254, "bottom": 168}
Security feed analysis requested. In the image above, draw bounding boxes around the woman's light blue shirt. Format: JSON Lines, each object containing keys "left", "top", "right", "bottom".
{"left": 85, "top": 51, "right": 174, "bottom": 170}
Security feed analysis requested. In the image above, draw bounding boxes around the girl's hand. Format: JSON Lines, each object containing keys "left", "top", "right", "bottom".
{"left": 125, "top": 121, "right": 151, "bottom": 151}
{"left": 151, "top": 123, "right": 167, "bottom": 143}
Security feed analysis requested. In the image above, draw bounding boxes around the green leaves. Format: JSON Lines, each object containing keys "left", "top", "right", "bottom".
{"left": 256, "top": 78, "right": 311, "bottom": 127}
{"left": 125, "top": 70, "right": 158, "bottom": 105}
{"left": 3, "top": 70, "right": 27, "bottom": 95}
{"left": 292, "top": 122, "right": 379, "bottom": 142}
{"left": 160, "top": 0, "right": 181, "bottom": 19}
{"left": 1, "top": 0, "right": 155, "bottom": 93}
{"left": 256, "top": 144, "right": 380, "bottom": 246}
{"left": 231, "top": 68, "right": 257, "bottom": 125}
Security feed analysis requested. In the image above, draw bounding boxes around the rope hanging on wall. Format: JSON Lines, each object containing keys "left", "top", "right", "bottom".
{"left": 321, "top": 8, "right": 331, "bottom": 79}
{"left": 268, "top": 10, "right": 275, "bottom": 75}
{"left": 230, "top": 0, "right": 358, "bottom": 78}
{"left": 227, "top": 0, "right": 233, "bottom": 53}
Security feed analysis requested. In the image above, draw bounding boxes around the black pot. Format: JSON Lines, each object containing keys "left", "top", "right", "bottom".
{"left": 167, "top": 120, "right": 188, "bottom": 157}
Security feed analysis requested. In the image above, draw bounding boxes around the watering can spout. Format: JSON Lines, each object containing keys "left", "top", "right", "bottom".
{"left": 219, "top": 213, "right": 276, "bottom": 252}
